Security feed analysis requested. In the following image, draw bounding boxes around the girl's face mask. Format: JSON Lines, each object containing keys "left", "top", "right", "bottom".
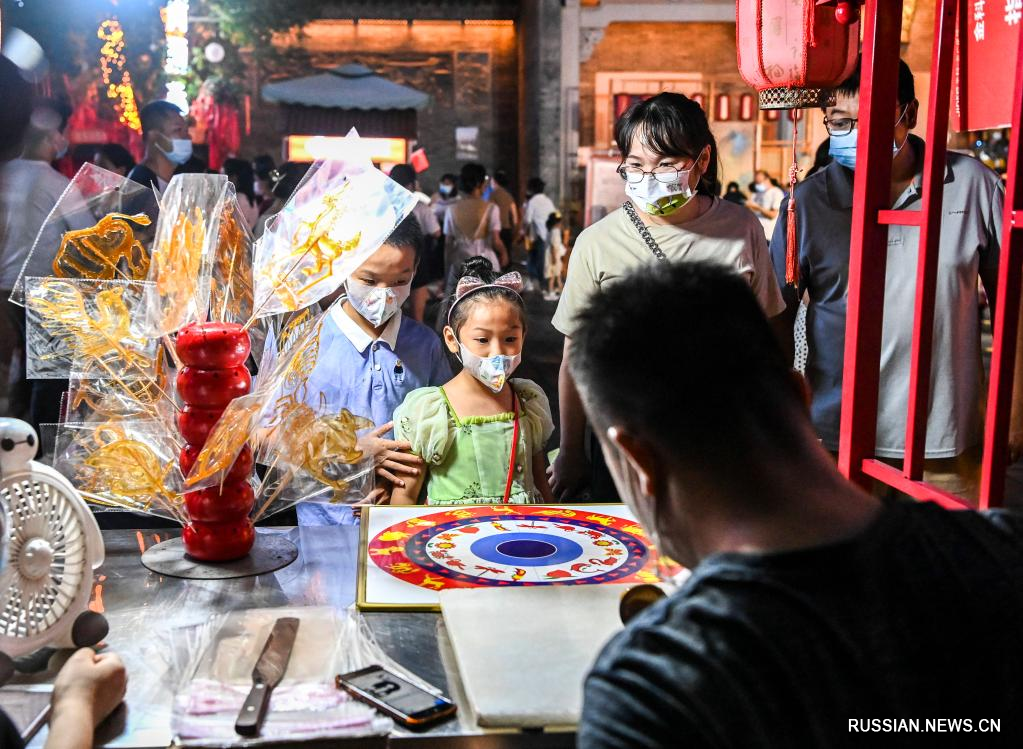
{"left": 457, "top": 344, "right": 521, "bottom": 393}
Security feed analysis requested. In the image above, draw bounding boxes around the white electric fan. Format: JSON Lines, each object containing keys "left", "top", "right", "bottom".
{"left": 0, "top": 418, "right": 108, "bottom": 684}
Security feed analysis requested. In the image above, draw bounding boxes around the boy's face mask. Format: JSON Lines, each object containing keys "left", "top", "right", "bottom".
{"left": 346, "top": 279, "right": 411, "bottom": 327}
{"left": 457, "top": 343, "right": 521, "bottom": 393}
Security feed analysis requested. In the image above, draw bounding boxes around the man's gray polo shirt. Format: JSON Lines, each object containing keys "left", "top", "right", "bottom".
{"left": 770, "top": 137, "right": 1003, "bottom": 458}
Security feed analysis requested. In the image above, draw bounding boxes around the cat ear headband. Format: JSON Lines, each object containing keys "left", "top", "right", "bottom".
{"left": 446, "top": 272, "right": 524, "bottom": 327}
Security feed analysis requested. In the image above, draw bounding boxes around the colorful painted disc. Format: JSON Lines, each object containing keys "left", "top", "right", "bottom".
{"left": 368, "top": 506, "right": 668, "bottom": 590}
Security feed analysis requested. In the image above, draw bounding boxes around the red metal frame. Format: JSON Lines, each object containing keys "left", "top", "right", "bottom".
{"left": 840, "top": 0, "right": 1023, "bottom": 508}
{"left": 837, "top": 0, "right": 904, "bottom": 485}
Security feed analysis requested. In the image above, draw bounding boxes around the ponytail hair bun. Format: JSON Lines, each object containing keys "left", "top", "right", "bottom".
{"left": 457, "top": 255, "right": 499, "bottom": 285}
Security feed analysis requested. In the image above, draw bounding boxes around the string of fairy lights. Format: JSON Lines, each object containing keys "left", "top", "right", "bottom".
{"left": 97, "top": 19, "right": 142, "bottom": 132}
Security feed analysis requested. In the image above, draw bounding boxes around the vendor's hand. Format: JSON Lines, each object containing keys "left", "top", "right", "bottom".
{"left": 351, "top": 486, "right": 391, "bottom": 519}
{"left": 51, "top": 648, "right": 127, "bottom": 729}
{"left": 548, "top": 450, "right": 588, "bottom": 501}
{"left": 360, "top": 422, "right": 423, "bottom": 489}
{"left": 353, "top": 486, "right": 391, "bottom": 507}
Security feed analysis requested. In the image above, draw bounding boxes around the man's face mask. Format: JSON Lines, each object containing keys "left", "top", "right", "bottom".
{"left": 346, "top": 279, "right": 410, "bottom": 328}
{"left": 158, "top": 134, "right": 193, "bottom": 165}
{"left": 829, "top": 105, "right": 909, "bottom": 170}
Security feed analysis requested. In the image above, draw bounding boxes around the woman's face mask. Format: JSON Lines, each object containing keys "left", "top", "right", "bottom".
{"left": 626, "top": 168, "right": 695, "bottom": 216}
{"left": 622, "top": 147, "right": 705, "bottom": 217}
{"left": 346, "top": 279, "right": 411, "bottom": 327}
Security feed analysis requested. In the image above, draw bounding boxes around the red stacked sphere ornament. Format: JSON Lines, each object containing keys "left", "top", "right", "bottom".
{"left": 176, "top": 323, "right": 255, "bottom": 561}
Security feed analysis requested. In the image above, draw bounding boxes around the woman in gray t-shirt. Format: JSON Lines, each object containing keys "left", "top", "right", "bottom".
{"left": 549, "top": 92, "right": 784, "bottom": 501}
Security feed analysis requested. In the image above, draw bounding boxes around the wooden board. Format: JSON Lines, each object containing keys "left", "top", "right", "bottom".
{"left": 440, "top": 585, "right": 630, "bottom": 728}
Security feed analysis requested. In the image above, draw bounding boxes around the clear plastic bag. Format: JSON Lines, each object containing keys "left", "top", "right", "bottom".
{"left": 184, "top": 309, "right": 376, "bottom": 509}
{"left": 208, "top": 196, "right": 256, "bottom": 326}
{"left": 9, "top": 162, "right": 158, "bottom": 305}
{"left": 141, "top": 174, "right": 230, "bottom": 337}
{"left": 250, "top": 130, "right": 417, "bottom": 319}
{"left": 53, "top": 419, "right": 186, "bottom": 523}
{"left": 63, "top": 343, "right": 175, "bottom": 426}
{"left": 23, "top": 276, "right": 157, "bottom": 380}
{"left": 167, "top": 606, "right": 395, "bottom": 745}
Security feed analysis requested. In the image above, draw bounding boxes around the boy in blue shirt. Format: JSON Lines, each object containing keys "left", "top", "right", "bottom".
{"left": 298, "top": 215, "right": 453, "bottom": 525}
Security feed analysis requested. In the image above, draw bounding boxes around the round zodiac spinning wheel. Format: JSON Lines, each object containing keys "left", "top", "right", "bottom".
{"left": 368, "top": 506, "right": 667, "bottom": 591}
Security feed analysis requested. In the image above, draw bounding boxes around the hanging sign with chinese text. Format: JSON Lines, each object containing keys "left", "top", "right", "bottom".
{"left": 953, "top": 1, "right": 1023, "bottom": 131}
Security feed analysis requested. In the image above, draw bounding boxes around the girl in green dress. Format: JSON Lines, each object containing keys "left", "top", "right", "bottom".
{"left": 391, "top": 257, "right": 555, "bottom": 505}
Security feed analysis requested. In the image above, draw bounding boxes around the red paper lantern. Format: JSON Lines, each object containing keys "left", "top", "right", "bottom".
{"left": 690, "top": 93, "right": 706, "bottom": 111}
{"left": 736, "top": 0, "right": 861, "bottom": 110}
{"left": 715, "top": 94, "right": 732, "bottom": 122}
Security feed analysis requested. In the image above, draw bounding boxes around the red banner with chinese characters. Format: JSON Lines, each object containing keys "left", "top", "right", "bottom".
{"left": 953, "top": 0, "right": 1023, "bottom": 131}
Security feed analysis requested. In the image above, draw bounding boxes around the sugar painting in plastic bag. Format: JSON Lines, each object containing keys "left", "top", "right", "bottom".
{"left": 250, "top": 129, "right": 417, "bottom": 318}
{"left": 9, "top": 162, "right": 158, "bottom": 305}
{"left": 141, "top": 174, "right": 230, "bottom": 338}
{"left": 53, "top": 419, "right": 186, "bottom": 522}
{"left": 24, "top": 276, "right": 157, "bottom": 380}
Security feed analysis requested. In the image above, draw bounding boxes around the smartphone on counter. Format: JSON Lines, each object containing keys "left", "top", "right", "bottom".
{"left": 336, "top": 665, "right": 457, "bottom": 728}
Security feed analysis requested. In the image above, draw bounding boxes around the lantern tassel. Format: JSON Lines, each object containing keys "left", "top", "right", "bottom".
{"left": 785, "top": 114, "right": 801, "bottom": 287}
{"left": 806, "top": 0, "right": 817, "bottom": 49}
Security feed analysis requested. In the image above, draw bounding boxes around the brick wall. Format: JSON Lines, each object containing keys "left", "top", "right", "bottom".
{"left": 579, "top": 21, "right": 745, "bottom": 149}
{"left": 245, "top": 20, "right": 518, "bottom": 195}
{"left": 577, "top": 21, "right": 760, "bottom": 192}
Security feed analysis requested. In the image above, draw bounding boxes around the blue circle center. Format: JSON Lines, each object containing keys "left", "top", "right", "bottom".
{"left": 495, "top": 539, "right": 557, "bottom": 559}
{"left": 469, "top": 532, "right": 584, "bottom": 567}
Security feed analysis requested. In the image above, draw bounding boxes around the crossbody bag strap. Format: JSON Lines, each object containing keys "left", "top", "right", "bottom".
{"left": 473, "top": 203, "right": 496, "bottom": 240}
{"left": 622, "top": 201, "right": 668, "bottom": 262}
{"left": 502, "top": 392, "right": 520, "bottom": 504}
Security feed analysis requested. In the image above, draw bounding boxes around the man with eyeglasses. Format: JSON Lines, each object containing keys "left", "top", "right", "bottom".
{"left": 769, "top": 57, "right": 1005, "bottom": 499}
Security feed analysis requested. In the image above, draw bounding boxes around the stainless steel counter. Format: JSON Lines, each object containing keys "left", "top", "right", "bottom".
{"left": 15, "top": 526, "right": 575, "bottom": 748}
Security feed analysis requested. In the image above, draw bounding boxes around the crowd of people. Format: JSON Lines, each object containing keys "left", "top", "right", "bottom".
{"left": 2, "top": 44, "right": 1023, "bottom": 746}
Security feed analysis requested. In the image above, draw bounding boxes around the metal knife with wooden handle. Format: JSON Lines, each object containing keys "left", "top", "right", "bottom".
{"left": 234, "top": 617, "right": 300, "bottom": 737}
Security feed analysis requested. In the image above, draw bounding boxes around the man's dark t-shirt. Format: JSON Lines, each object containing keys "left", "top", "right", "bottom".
{"left": 126, "top": 163, "right": 161, "bottom": 192}
{"left": 580, "top": 502, "right": 1023, "bottom": 748}
{"left": 1, "top": 709, "right": 25, "bottom": 748}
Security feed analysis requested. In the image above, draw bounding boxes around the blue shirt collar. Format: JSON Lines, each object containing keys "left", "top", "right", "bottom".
{"left": 330, "top": 299, "right": 402, "bottom": 353}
